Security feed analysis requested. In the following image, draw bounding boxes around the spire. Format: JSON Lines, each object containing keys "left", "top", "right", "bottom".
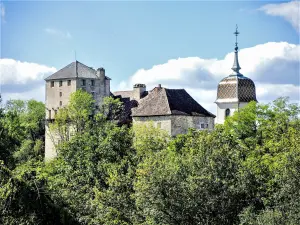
{"left": 231, "top": 24, "right": 241, "bottom": 75}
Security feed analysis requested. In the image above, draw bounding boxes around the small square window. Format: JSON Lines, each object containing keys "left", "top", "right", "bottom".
{"left": 82, "top": 79, "right": 86, "bottom": 86}
{"left": 67, "top": 80, "right": 71, "bottom": 86}
{"left": 59, "top": 81, "right": 63, "bottom": 87}
{"left": 59, "top": 92, "right": 62, "bottom": 97}
{"left": 51, "top": 81, "right": 54, "bottom": 87}
{"left": 48, "top": 110, "right": 51, "bottom": 119}
{"left": 91, "top": 80, "right": 95, "bottom": 86}
{"left": 59, "top": 101, "right": 62, "bottom": 106}
{"left": 200, "top": 123, "right": 205, "bottom": 129}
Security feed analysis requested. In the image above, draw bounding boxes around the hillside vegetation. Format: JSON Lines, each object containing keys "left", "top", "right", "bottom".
{"left": 0, "top": 91, "right": 299, "bottom": 225}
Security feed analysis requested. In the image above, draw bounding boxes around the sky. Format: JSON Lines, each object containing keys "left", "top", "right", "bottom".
{"left": 0, "top": 0, "right": 299, "bottom": 114}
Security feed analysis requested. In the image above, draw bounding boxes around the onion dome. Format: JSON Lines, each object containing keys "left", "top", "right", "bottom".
{"left": 216, "top": 25, "right": 257, "bottom": 103}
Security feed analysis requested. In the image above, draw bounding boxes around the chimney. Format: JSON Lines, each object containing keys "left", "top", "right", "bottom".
{"left": 158, "top": 84, "right": 162, "bottom": 88}
{"left": 97, "top": 67, "right": 105, "bottom": 82}
{"left": 133, "top": 84, "right": 146, "bottom": 100}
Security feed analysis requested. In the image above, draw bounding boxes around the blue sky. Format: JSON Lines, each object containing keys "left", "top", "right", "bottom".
{"left": 0, "top": 0, "right": 299, "bottom": 113}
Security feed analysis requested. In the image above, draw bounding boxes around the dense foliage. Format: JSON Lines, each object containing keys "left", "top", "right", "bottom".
{"left": 1, "top": 92, "right": 299, "bottom": 225}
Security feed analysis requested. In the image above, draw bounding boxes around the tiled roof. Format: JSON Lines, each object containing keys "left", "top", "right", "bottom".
{"left": 44, "top": 61, "right": 111, "bottom": 81}
{"left": 216, "top": 74, "right": 257, "bottom": 103}
{"left": 132, "top": 87, "right": 215, "bottom": 117}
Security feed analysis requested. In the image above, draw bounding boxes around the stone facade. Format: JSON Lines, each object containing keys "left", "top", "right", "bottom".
{"left": 133, "top": 115, "right": 214, "bottom": 136}
{"left": 44, "top": 62, "right": 111, "bottom": 161}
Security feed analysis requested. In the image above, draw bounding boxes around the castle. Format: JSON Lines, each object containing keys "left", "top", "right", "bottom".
{"left": 44, "top": 26, "right": 256, "bottom": 161}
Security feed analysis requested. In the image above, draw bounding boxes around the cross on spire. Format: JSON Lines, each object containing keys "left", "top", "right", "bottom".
{"left": 234, "top": 24, "right": 239, "bottom": 51}
{"left": 231, "top": 24, "right": 241, "bottom": 75}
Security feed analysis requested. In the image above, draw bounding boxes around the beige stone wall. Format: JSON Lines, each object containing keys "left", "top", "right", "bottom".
{"left": 132, "top": 116, "right": 172, "bottom": 135}
{"left": 132, "top": 115, "right": 215, "bottom": 136}
{"left": 45, "top": 77, "right": 110, "bottom": 161}
{"left": 171, "top": 115, "right": 214, "bottom": 136}
{"left": 45, "top": 79, "right": 77, "bottom": 119}
{"left": 45, "top": 124, "right": 58, "bottom": 161}
{"left": 76, "top": 78, "right": 108, "bottom": 106}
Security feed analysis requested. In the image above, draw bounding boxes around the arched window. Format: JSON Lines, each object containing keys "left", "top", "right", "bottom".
{"left": 225, "top": 108, "right": 230, "bottom": 118}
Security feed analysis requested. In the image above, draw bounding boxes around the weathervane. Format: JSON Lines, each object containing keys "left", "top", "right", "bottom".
{"left": 234, "top": 24, "right": 239, "bottom": 51}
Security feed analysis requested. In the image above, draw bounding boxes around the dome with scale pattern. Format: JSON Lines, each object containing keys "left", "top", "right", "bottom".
{"left": 216, "top": 74, "right": 257, "bottom": 103}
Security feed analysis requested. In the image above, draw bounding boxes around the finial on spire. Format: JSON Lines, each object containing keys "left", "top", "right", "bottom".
{"left": 233, "top": 24, "right": 239, "bottom": 51}
{"left": 231, "top": 24, "right": 241, "bottom": 75}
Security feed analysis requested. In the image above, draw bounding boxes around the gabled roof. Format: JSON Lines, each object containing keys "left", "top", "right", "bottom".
{"left": 132, "top": 87, "right": 215, "bottom": 117}
{"left": 44, "top": 61, "right": 111, "bottom": 81}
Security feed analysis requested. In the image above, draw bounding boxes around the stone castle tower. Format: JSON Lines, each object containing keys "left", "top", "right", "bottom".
{"left": 44, "top": 61, "right": 111, "bottom": 161}
{"left": 215, "top": 26, "right": 257, "bottom": 124}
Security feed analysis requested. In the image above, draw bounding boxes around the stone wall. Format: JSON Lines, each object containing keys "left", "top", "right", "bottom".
{"left": 132, "top": 116, "right": 172, "bottom": 135}
{"left": 45, "top": 79, "right": 77, "bottom": 119}
{"left": 133, "top": 115, "right": 214, "bottom": 136}
{"left": 44, "top": 124, "right": 58, "bottom": 161}
{"left": 45, "top": 77, "right": 110, "bottom": 161}
{"left": 171, "top": 115, "right": 214, "bottom": 136}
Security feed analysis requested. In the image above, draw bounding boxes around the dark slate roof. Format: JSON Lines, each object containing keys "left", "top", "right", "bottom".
{"left": 45, "top": 61, "right": 111, "bottom": 81}
{"left": 132, "top": 87, "right": 215, "bottom": 117}
{"left": 216, "top": 74, "right": 257, "bottom": 103}
{"left": 113, "top": 90, "right": 149, "bottom": 100}
{"left": 112, "top": 95, "right": 138, "bottom": 125}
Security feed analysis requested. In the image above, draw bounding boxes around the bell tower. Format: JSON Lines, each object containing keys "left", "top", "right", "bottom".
{"left": 215, "top": 25, "right": 257, "bottom": 124}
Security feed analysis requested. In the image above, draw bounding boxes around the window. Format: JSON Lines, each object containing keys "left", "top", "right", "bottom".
{"left": 67, "top": 80, "right": 71, "bottom": 86}
{"left": 54, "top": 110, "right": 57, "bottom": 115}
{"left": 48, "top": 110, "right": 51, "bottom": 119}
{"left": 157, "top": 122, "right": 161, "bottom": 129}
{"left": 82, "top": 79, "right": 86, "bottom": 86}
{"left": 91, "top": 80, "right": 95, "bottom": 86}
{"left": 59, "top": 92, "right": 62, "bottom": 97}
{"left": 59, "top": 80, "right": 63, "bottom": 87}
{"left": 199, "top": 123, "right": 209, "bottom": 130}
{"left": 225, "top": 108, "right": 230, "bottom": 118}
{"left": 60, "top": 101, "right": 62, "bottom": 106}
{"left": 51, "top": 81, "right": 54, "bottom": 87}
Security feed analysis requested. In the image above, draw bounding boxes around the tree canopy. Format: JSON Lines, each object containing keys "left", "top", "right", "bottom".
{"left": 1, "top": 93, "right": 299, "bottom": 225}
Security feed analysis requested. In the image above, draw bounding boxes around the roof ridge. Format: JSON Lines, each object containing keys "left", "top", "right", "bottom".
{"left": 163, "top": 88, "right": 172, "bottom": 115}
{"left": 44, "top": 61, "right": 74, "bottom": 80}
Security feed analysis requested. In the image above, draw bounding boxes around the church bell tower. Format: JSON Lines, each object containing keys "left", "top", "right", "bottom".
{"left": 215, "top": 25, "right": 257, "bottom": 124}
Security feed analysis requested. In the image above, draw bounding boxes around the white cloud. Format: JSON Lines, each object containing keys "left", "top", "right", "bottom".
{"left": 118, "top": 42, "right": 300, "bottom": 114}
{"left": 0, "top": 59, "right": 56, "bottom": 85}
{"left": 44, "top": 28, "right": 72, "bottom": 39}
{"left": 259, "top": 1, "right": 300, "bottom": 33}
{"left": 0, "top": 59, "right": 56, "bottom": 103}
